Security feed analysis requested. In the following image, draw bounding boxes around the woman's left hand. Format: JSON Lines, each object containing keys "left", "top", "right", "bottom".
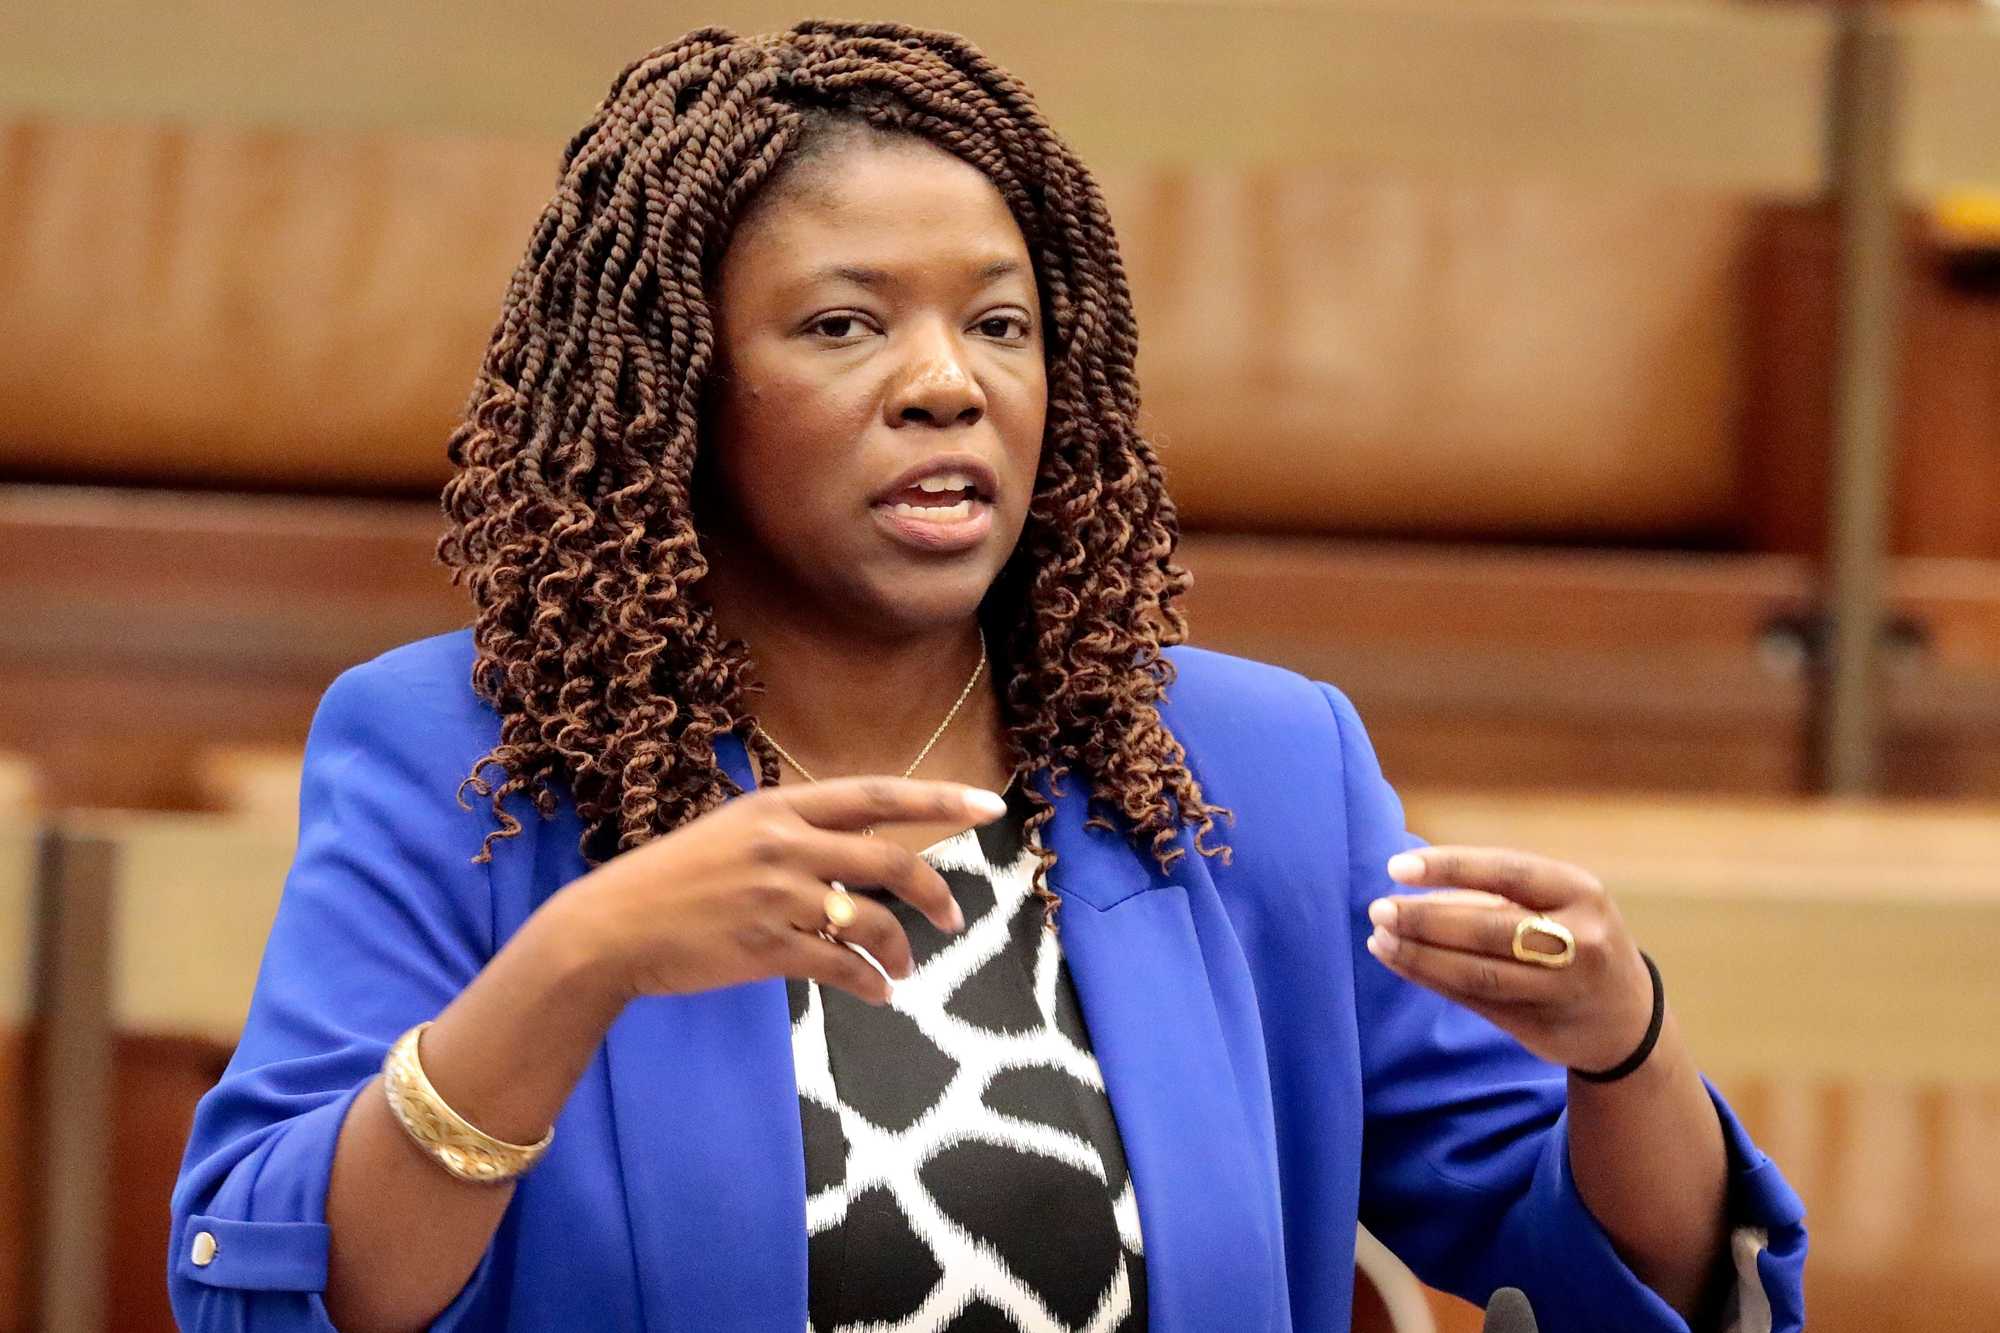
{"left": 1365, "top": 846, "right": 1655, "bottom": 1074}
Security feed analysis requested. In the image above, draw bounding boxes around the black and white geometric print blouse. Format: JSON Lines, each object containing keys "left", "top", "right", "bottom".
{"left": 785, "top": 778, "right": 1148, "bottom": 1332}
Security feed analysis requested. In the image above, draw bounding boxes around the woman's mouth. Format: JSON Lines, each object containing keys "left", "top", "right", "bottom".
{"left": 871, "top": 489, "right": 993, "bottom": 553}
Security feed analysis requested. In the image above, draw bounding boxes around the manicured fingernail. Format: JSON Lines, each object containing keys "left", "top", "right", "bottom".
{"left": 1367, "top": 898, "right": 1397, "bottom": 929}
{"left": 1369, "top": 929, "right": 1400, "bottom": 958}
{"left": 1386, "top": 853, "right": 1425, "bottom": 882}
{"left": 966, "top": 789, "right": 1007, "bottom": 819}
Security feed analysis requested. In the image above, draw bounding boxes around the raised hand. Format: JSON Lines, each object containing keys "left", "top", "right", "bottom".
{"left": 1363, "top": 846, "right": 1656, "bottom": 1074}
{"left": 555, "top": 776, "right": 1007, "bottom": 1010}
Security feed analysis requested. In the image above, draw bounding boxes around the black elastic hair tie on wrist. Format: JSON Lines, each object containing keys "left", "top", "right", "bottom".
{"left": 1571, "top": 950, "right": 1665, "bottom": 1084}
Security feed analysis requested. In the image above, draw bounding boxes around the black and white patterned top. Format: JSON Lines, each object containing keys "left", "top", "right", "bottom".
{"left": 785, "top": 779, "right": 1148, "bottom": 1333}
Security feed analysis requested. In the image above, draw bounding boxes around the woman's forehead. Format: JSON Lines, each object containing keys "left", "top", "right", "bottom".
{"left": 726, "top": 142, "right": 1033, "bottom": 294}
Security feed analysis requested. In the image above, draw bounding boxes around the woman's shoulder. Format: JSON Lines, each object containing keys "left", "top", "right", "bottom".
{"left": 337, "top": 626, "right": 480, "bottom": 693}
{"left": 1158, "top": 643, "right": 1359, "bottom": 749}
{"left": 311, "top": 628, "right": 498, "bottom": 768}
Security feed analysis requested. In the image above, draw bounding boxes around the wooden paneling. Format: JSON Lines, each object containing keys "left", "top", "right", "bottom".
{"left": 25, "top": 815, "right": 296, "bottom": 1333}
{"left": 1120, "top": 171, "right": 1753, "bottom": 540}
{"left": 94, "top": 814, "right": 296, "bottom": 1045}
{"left": 1, "top": 119, "right": 1760, "bottom": 541}
{"left": 0, "top": 121, "right": 554, "bottom": 494}
{"left": 1894, "top": 263, "right": 2000, "bottom": 562}
{"left": 0, "top": 486, "right": 1820, "bottom": 807}
{"left": 1741, "top": 203, "right": 2000, "bottom": 564}
{"left": 1178, "top": 537, "right": 1820, "bottom": 794}
{"left": 1404, "top": 790, "right": 2000, "bottom": 1082}
{"left": 0, "top": 2, "right": 1838, "bottom": 192}
{"left": 1898, "top": 4, "right": 2000, "bottom": 196}
{"left": 45, "top": 813, "right": 296, "bottom": 1333}
{"left": 0, "top": 486, "right": 466, "bottom": 809}
{"left": 0, "top": 821, "right": 37, "bottom": 1333}
{"left": 1719, "top": 1077, "right": 2000, "bottom": 1333}
{"left": 1405, "top": 790, "right": 2000, "bottom": 1333}
{"left": 4, "top": 487, "right": 1996, "bottom": 812}
{"left": 110, "top": 1034, "right": 230, "bottom": 1333}
{"left": 76, "top": 796, "right": 2000, "bottom": 1333}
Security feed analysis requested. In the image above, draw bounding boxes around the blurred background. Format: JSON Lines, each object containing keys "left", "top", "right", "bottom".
{"left": 2, "top": 0, "right": 1997, "bottom": 1329}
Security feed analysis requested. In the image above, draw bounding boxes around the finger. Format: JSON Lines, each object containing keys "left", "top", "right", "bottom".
{"left": 777, "top": 776, "right": 1006, "bottom": 835}
{"left": 784, "top": 930, "right": 896, "bottom": 1007}
{"left": 1365, "top": 931, "right": 1567, "bottom": 1007}
{"left": 777, "top": 879, "right": 917, "bottom": 981}
{"left": 1385, "top": 846, "right": 1601, "bottom": 912}
{"left": 756, "top": 824, "right": 964, "bottom": 934}
{"left": 1368, "top": 893, "right": 1530, "bottom": 957}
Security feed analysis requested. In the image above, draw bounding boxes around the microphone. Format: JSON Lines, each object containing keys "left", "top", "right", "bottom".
{"left": 1481, "top": 1287, "right": 1538, "bottom": 1333}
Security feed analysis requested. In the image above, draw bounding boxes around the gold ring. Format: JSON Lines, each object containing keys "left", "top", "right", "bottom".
{"left": 1511, "top": 915, "right": 1576, "bottom": 969}
{"left": 820, "top": 883, "right": 858, "bottom": 940}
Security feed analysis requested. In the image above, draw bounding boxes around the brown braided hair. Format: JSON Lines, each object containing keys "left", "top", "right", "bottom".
{"left": 438, "top": 20, "right": 1232, "bottom": 929}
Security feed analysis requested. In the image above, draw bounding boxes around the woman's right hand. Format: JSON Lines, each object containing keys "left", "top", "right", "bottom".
{"left": 552, "top": 777, "right": 1008, "bottom": 1009}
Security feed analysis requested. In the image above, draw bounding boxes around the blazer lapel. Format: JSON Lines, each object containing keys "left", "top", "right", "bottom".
{"left": 599, "top": 735, "right": 807, "bottom": 1330}
{"left": 1042, "top": 772, "right": 1280, "bottom": 1331}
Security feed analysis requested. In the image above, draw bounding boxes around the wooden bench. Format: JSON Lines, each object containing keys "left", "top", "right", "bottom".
{"left": 1403, "top": 791, "right": 2000, "bottom": 1332}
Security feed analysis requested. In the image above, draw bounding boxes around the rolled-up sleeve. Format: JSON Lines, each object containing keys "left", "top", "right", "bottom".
{"left": 1320, "top": 682, "right": 1808, "bottom": 1332}
{"left": 168, "top": 657, "right": 504, "bottom": 1331}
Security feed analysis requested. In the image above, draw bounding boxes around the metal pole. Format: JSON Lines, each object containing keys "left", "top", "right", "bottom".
{"left": 1821, "top": 9, "right": 1903, "bottom": 795}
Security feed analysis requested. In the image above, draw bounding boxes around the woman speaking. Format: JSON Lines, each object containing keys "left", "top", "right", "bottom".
{"left": 170, "top": 21, "right": 1805, "bottom": 1332}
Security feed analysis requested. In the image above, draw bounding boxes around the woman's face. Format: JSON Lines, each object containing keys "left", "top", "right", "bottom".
{"left": 703, "top": 134, "right": 1047, "bottom": 637}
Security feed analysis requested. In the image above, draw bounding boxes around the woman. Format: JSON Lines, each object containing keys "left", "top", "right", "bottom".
{"left": 170, "top": 21, "right": 1805, "bottom": 1332}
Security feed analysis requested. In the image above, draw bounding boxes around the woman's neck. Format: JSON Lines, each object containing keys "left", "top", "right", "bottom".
{"left": 716, "top": 602, "right": 1009, "bottom": 789}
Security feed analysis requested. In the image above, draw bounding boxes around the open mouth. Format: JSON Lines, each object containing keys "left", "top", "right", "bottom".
{"left": 880, "top": 483, "right": 982, "bottom": 522}
{"left": 871, "top": 483, "right": 993, "bottom": 552}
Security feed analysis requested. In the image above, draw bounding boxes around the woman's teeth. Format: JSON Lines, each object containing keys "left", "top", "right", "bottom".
{"left": 918, "top": 471, "right": 977, "bottom": 493}
{"left": 890, "top": 499, "right": 974, "bottom": 521}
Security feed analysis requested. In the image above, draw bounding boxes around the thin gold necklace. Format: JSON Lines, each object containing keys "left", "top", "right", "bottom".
{"left": 754, "top": 634, "right": 988, "bottom": 787}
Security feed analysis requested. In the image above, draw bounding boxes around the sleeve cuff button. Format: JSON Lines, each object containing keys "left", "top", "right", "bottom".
{"left": 190, "top": 1231, "right": 219, "bottom": 1267}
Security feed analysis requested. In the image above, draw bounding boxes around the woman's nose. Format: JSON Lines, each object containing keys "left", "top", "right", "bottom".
{"left": 887, "top": 327, "right": 986, "bottom": 427}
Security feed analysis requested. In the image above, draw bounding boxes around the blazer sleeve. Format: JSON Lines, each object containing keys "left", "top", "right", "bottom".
{"left": 168, "top": 658, "right": 508, "bottom": 1331}
{"left": 1319, "top": 683, "right": 1808, "bottom": 1332}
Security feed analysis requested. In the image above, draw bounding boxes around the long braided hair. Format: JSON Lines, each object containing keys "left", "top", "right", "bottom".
{"left": 438, "top": 20, "right": 1232, "bottom": 928}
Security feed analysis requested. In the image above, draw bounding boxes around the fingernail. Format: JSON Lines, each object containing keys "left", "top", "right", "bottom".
{"left": 1386, "top": 852, "right": 1425, "bottom": 882}
{"left": 1367, "top": 898, "right": 1397, "bottom": 929}
{"left": 1369, "top": 929, "right": 1400, "bottom": 958}
{"left": 966, "top": 789, "right": 1007, "bottom": 819}
{"left": 948, "top": 902, "right": 966, "bottom": 932}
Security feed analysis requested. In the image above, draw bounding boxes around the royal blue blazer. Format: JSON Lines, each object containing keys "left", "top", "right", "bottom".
{"left": 171, "top": 630, "right": 1807, "bottom": 1331}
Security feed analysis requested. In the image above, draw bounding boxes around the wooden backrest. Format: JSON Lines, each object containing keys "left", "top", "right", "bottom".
{"left": 1402, "top": 791, "right": 2000, "bottom": 1082}
{"left": 0, "top": 118, "right": 1746, "bottom": 541}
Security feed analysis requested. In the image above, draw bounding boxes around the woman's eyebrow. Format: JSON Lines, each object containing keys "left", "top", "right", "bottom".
{"left": 796, "top": 258, "right": 1025, "bottom": 290}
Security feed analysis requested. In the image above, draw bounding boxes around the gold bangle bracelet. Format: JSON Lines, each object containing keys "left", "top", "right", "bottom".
{"left": 380, "top": 1021, "right": 554, "bottom": 1185}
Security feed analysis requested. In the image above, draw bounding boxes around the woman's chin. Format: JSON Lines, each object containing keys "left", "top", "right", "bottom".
{"left": 846, "top": 568, "right": 1000, "bottom": 636}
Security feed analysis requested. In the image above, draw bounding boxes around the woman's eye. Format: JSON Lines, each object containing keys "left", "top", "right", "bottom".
{"left": 975, "top": 314, "right": 1030, "bottom": 341}
{"left": 809, "top": 314, "right": 872, "bottom": 340}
